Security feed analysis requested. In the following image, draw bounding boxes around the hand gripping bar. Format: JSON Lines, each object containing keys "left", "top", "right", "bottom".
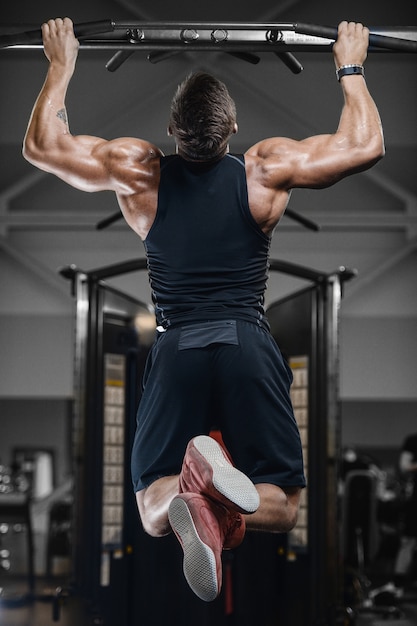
{"left": 0, "top": 20, "right": 115, "bottom": 49}
{"left": 294, "top": 23, "right": 417, "bottom": 53}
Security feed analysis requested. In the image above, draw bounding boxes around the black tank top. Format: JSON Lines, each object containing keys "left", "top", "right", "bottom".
{"left": 144, "top": 154, "right": 271, "bottom": 328}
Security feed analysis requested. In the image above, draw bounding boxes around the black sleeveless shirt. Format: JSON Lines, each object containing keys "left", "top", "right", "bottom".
{"left": 144, "top": 154, "right": 271, "bottom": 329}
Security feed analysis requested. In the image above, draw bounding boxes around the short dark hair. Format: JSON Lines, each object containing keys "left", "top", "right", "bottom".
{"left": 169, "top": 72, "right": 237, "bottom": 161}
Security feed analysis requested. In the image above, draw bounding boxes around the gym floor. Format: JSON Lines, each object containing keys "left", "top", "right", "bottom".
{"left": 355, "top": 592, "right": 417, "bottom": 626}
{"left": 0, "top": 580, "right": 85, "bottom": 626}
{"left": 0, "top": 579, "right": 416, "bottom": 626}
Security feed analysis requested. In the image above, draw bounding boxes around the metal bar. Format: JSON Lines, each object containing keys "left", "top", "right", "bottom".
{"left": 274, "top": 51, "right": 304, "bottom": 73}
{"left": 1, "top": 22, "right": 416, "bottom": 52}
{"left": 105, "top": 49, "right": 135, "bottom": 72}
{"left": 285, "top": 208, "right": 320, "bottom": 231}
{"left": 111, "top": 22, "right": 295, "bottom": 29}
{"left": 269, "top": 259, "right": 329, "bottom": 282}
{"left": 14, "top": 41, "right": 332, "bottom": 52}
{"left": 5, "top": 39, "right": 415, "bottom": 53}
{"left": 87, "top": 258, "right": 148, "bottom": 280}
{"left": 0, "top": 20, "right": 114, "bottom": 49}
{"left": 2, "top": 211, "right": 417, "bottom": 229}
{"left": 61, "top": 257, "right": 334, "bottom": 282}
{"left": 294, "top": 22, "right": 417, "bottom": 52}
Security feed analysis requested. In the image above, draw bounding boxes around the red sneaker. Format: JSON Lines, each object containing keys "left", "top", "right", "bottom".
{"left": 168, "top": 492, "right": 245, "bottom": 601}
{"left": 179, "top": 435, "right": 259, "bottom": 514}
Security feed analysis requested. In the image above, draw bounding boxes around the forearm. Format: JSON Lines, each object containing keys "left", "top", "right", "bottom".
{"left": 336, "top": 76, "right": 385, "bottom": 161}
{"left": 23, "top": 15, "right": 78, "bottom": 165}
{"left": 23, "top": 64, "right": 73, "bottom": 166}
{"left": 330, "top": 22, "right": 384, "bottom": 166}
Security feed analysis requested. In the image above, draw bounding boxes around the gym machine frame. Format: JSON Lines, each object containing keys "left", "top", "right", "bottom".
{"left": 57, "top": 258, "right": 356, "bottom": 625}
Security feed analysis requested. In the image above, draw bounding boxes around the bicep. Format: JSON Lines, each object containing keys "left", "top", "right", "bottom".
{"left": 248, "top": 134, "right": 369, "bottom": 191}
{"left": 23, "top": 129, "right": 112, "bottom": 191}
{"left": 24, "top": 134, "right": 151, "bottom": 194}
{"left": 35, "top": 134, "right": 115, "bottom": 192}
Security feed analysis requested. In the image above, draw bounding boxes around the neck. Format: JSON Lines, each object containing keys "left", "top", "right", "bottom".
{"left": 176, "top": 144, "right": 229, "bottom": 163}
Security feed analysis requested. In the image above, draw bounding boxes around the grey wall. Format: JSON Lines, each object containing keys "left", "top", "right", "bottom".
{"left": 1, "top": 248, "right": 416, "bottom": 400}
{"left": 0, "top": 248, "right": 416, "bottom": 462}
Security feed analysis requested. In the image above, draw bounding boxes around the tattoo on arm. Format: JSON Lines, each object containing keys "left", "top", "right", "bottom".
{"left": 45, "top": 95, "right": 69, "bottom": 131}
{"left": 56, "top": 108, "right": 68, "bottom": 125}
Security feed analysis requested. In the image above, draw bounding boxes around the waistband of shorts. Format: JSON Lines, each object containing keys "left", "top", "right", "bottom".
{"left": 156, "top": 312, "right": 270, "bottom": 332}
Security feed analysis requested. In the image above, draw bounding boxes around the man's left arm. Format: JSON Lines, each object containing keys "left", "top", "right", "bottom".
{"left": 22, "top": 17, "right": 120, "bottom": 192}
{"left": 23, "top": 17, "right": 162, "bottom": 197}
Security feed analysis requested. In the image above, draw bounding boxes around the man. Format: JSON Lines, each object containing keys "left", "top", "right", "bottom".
{"left": 23, "top": 18, "right": 384, "bottom": 602}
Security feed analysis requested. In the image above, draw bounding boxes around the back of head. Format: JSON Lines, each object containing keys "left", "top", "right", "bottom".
{"left": 169, "top": 72, "right": 236, "bottom": 161}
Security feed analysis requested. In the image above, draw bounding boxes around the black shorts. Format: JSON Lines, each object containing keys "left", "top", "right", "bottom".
{"left": 131, "top": 319, "right": 306, "bottom": 492}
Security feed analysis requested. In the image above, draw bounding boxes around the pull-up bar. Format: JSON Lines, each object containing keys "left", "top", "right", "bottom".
{"left": 2, "top": 21, "right": 415, "bottom": 75}
{"left": 1, "top": 21, "right": 416, "bottom": 52}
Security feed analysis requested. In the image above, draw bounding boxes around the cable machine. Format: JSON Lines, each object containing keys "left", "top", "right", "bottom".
{"left": 267, "top": 261, "right": 356, "bottom": 625}
{"left": 57, "top": 261, "right": 154, "bottom": 624}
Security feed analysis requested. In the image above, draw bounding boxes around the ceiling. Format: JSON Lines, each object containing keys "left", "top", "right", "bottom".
{"left": 0, "top": 0, "right": 416, "bottom": 310}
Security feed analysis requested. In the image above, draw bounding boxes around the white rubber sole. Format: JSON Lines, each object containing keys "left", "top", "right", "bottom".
{"left": 168, "top": 496, "right": 218, "bottom": 602}
{"left": 193, "top": 435, "right": 260, "bottom": 514}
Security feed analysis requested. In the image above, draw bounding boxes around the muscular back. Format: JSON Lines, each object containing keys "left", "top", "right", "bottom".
{"left": 116, "top": 144, "right": 291, "bottom": 241}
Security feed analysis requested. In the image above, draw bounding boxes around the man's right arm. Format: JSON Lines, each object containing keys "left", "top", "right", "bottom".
{"left": 246, "top": 21, "right": 385, "bottom": 193}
